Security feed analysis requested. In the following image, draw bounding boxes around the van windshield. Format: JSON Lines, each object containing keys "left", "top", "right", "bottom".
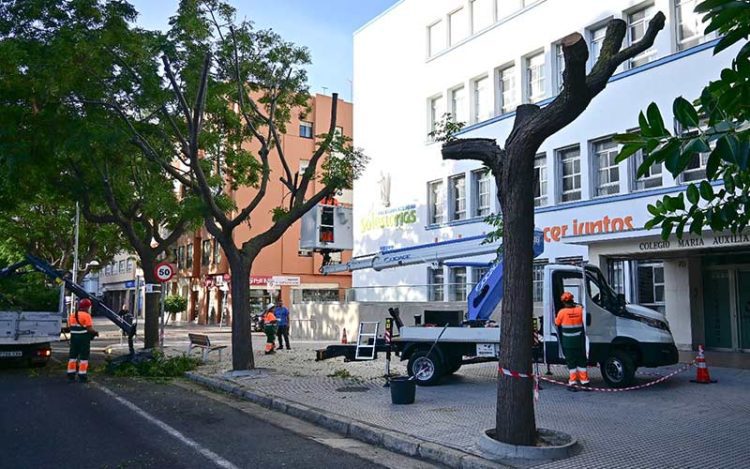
{"left": 585, "top": 266, "right": 620, "bottom": 313}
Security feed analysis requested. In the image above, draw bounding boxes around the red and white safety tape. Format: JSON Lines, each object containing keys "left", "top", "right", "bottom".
{"left": 498, "top": 362, "right": 695, "bottom": 396}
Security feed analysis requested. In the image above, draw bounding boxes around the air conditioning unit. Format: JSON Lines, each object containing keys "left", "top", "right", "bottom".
{"left": 300, "top": 203, "right": 353, "bottom": 251}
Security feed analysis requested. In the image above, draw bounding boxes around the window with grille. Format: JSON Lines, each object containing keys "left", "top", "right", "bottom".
{"left": 186, "top": 244, "right": 193, "bottom": 269}
{"left": 202, "top": 240, "right": 211, "bottom": 266}
{"left": 429, "top": 267, "right": 444, "bottom": 301}
{"left": 451, "top": 86, "right": 467, "bottom": 124}
{"left": 627, "top": 5, "right": 657, "bottom": 68}
{"left": 450, "top": 267, "right": 467, "bottom": 301}
{"left": 526, "top": 52, "right": 545, "bottom": 103}
{"left": 178, "top": 246, "right": 185, "bottom": 269}
{"left": 533, "top": 260, "right": 548, "bottom": 302}
{"left": 636, "top": 261, "right": 665, "bottom": 313}
{"left": 450, "top": 174, "right": 467, "bottom": 221}
{"left": 497, "top": 65, "right": 516, "bottom": 114}
{"left": 558, "top": 146, "right": 581, "bottom": 202}
{"left": 473, "top": 169, "right": 491, "bottom": 217}
{"left": 607, "top": 259, "right": 626, "bottom": 295}
{"left": 534, "top": 153, "right": 548, "bottom": 207}
{"left": 593, "top": 138, "right": 620, "bottom": 196}
{"left": 213, "top": 239, "right": 221, "bottom": 265}
{"left": 473, "top": 76, "right": 490, "bottom": 123}
{"left": 675, "top": 0, "right": 716, "bottom": 51}
{"left": 428, "top": 180, "right": 445, "bottom": 225}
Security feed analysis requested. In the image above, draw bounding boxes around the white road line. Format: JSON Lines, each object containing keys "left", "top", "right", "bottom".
{"left": 95, "top": 384, "right": 240, "bottom": 469}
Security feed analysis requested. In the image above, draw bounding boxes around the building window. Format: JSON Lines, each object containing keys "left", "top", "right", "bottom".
{"left": 636, "top": 261, "right": 665, "bottom": 313}
{"left": 608, "top": 259, "right": 626, "bottom": 295}
{"left": 558, "top": 146, "right": 581, "bottom": 202}
{"left": 592, "top": 138, "right": 620, "bottom": 196}
{"left": 429, "top": 267, "right": 444, "bottom": 301}
{"left": 212, "top": 239, "right": 221, "bottom": 265}
{"left": 299, "top": 121, "right": 313, "bottom": 139}
{"left": 526, "top": 52, "right": 545, "bottom": 103}
{"left": 118, "top": 260, "right": 124, "bottom": 273}
{"left": 300, "top": 289, "right": 340, "bottom": 303}
{"left": 497, "top": 65, "right": 516, "bottom": 114}
{"left": 534, "top": 153, "right": 548, "bottom": 207}
{"left": 473, "top": 265, "right": 490, "bottom": 286}
{"left": 554, "top": 42, "right": 565, "bottom": 92}
{"left": 449, "top": 7, "right": 468, "bottom": 46}
{"left": 677, "top": 121, "right": 711, "bottom": 183}
{"left": 105, "top": 264, "right": 112, "bottom": 276}
{"left": 631, "top": 146, "right": 663, "bottom": 191}
{"left": 202, "top": 240, "right": 211, "bottom": 266}
{"left": 533, "top": 260, "right": 548, "bottom": 302}
{"left": 126, "top": 259, "right": 134, "bottom": 272}
{"left": 449, "top": 174, "right": 467, "bottom": 221}
{"left": 450, "top": 266, "right": 467, "bottom": 301}
{"left": 473, "top": 169, "right": 491, "bottom": 217}
{"left": 472, "top": 76, "right": 490, "bottom": 123}
{"left": 675, "top": 0, "right": 716, "bottom": 51}
{"left": 627, "top": 5, "right": 657, "bottom": 68}
{"left": 428, "top": 20, "right": 446, "bottom": 57}
{"left": 428, "top": 180, "right": 445, "bottom": 225}
{"left": 471, "top": 0, "right": 494, "bottom": 33}
{"left": 186, "top": 244, "right": 193, "bottom": 269}
{"left": 588, "top": 24, "right": 607, "bottom": 71}
{"left": 451, "top": 86, "right": 467, "bottom": 124}
{"left": 178, "top": 246, "right": 185, "bottom": 269}
{"left": 498, "top": 0, "right": 527, "bottom": 18}
{"left": 429, "top": 95, "right": 444, "bottom": 135}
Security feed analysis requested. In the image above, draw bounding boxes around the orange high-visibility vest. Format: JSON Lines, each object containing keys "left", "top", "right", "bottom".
{"left": 555, "top": 306, "right": 584, "bottom": 337}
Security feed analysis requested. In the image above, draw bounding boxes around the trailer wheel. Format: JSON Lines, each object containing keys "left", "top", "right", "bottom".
{"left": 600, "top": 350, "right": 636, "bottom": 388}
{"left": 407, "top": 350, "right": 444, "bottom": 386}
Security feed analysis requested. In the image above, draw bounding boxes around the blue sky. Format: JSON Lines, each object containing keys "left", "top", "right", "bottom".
{"left": 128, "top": 0, "right": 400, "bottom": 101}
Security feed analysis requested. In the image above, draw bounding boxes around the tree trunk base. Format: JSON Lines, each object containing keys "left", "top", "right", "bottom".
{"left": 480, "top": 428, "right": 577, "bottom": 462}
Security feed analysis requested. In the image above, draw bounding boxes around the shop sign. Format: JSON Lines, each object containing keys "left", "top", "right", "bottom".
{"left": 543, "top": 215, "right": 635, "bottom": 243}
{"left": 250, "top": 275, "right": 273, "bottom": 286}
{"left": 269, "top": 276, "right": 301, "bottom": 286}
{"left": 360, "top": 204, "right": 417, "bottom": 232}
{"left": 638, "top": 232, "right": 750, "bottom": 253}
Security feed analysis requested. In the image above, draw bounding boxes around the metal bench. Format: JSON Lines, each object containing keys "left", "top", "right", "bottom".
{"left": 187, "top": 333, "right": 227, "bottom": 362}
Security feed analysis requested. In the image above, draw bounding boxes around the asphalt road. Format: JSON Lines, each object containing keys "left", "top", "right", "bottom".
{"left": 0, "top": 361, "right": 383, "bottom": 469}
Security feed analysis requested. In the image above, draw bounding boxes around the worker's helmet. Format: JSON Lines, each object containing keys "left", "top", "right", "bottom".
{"left": 560, "top": 291, "right": 575, "bottom": 303}
{"left": 78, "top": 298, "right": 92, "bottom": 309}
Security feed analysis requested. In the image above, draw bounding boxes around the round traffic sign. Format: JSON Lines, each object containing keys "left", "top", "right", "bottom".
{"left": 154, "top": 261, "right": 175, "bottom": 283}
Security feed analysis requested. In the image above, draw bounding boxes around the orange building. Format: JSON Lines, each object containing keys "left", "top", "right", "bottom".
{"left": 171, "top": 94, "right": 353, "bottom": 324}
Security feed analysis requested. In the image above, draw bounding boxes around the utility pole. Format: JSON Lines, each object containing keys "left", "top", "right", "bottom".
{"left": 70, "top": 202, "right": 80, "bottom": 313}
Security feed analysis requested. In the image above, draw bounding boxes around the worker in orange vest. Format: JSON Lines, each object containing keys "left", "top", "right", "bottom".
{"left": 262, "top": 305, "right": 278, "bottom": 355}
{"left": 67, "top": 298, "right": 99, "bottom": 383}
{"left": 555, "top": 291, "right": 589, "bottom": 391}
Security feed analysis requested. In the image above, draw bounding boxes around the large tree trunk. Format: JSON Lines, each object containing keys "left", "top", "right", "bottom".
{"left": 141, "top": 257, "right": 160, "bottom": 349}
{"left": 228, "top": 253, "right": 254, "bottom": 370}
{"left": 495, "top": 146, "right": 537, "bottom": 446}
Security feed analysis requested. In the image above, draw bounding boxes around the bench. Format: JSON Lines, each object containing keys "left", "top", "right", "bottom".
{"left": 187, "top": 333, "right": 227, "bottom": 362}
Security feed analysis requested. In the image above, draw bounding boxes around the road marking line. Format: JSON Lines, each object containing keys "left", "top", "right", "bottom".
{"left": 95, "top": 384, "right": 240, "bottom": 469}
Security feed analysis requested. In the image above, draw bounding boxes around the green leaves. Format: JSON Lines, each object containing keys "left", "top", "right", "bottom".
{"left": 673, "top": 97, "right": 699, "bottom": 129}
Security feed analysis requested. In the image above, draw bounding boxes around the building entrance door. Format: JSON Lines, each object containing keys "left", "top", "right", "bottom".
{"left": 703, "top": 267, "right": 750, "bottom": 351}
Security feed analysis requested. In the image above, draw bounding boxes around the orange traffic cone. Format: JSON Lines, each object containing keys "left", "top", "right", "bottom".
{"left": 341, "top": 328, "right": 348, "bottom": 344}
{"left": 691, "top": 345, "right": 717, "bottom": 384}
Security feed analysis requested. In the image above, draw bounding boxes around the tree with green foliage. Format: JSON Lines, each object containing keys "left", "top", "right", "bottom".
{"left": 616, "top": 0, "right": 750, "bottom": 237}
{"left": 0, "top": 0, "right": 199, "bottom": 347}
{"left": 95, "top": 0, "right": 367, "bottom": 370}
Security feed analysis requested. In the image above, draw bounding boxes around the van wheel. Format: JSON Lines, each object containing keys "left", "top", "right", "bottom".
{"left": 600, "top": 350, "right": 636, "bottom": 388}
{"left": 407, "top": 350, "right": 444, "bottom": 386}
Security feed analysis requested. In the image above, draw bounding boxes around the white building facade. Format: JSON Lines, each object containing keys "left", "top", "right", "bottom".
{"left": 353, "top": 0, "right": 747, "bottom": 352}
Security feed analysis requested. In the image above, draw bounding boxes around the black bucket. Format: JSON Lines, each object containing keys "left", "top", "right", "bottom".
{"left": 390, "top": 376, "right": 416, "bottom": 405}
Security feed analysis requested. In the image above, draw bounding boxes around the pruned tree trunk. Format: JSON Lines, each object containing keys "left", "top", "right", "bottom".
{"left": 227, "top": 251, "right": 253, "bottom": 370}
{"left": 442, "top": 13, "right": 665, "bottom": 446}
{"left": 141, "top": 259, "right": 160, "bottom": 349}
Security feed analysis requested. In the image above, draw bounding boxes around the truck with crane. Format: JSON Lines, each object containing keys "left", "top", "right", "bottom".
{"left": 314, "top": 230, "right": 679, "bottom": 388}
{"left": 0, "top": 255, "right": 137, "bottom": 366}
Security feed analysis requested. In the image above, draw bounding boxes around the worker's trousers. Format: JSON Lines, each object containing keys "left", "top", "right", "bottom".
{"left": 264, "top": 325, "right": 277, "bottom": 354}
{"left": 561, "top": 336, "right": 589, "bottom": 385}
{"left": 67, "top": 333, "right": 92, "bottom": 382}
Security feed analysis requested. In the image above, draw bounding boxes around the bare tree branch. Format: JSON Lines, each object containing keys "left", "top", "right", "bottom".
{"left": 161, "top": 55, "right": 193, "bottom": 125}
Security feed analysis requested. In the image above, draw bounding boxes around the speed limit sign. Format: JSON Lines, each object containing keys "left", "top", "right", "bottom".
{"left": 154, "top": 261, "right": 176, "bottom": 283}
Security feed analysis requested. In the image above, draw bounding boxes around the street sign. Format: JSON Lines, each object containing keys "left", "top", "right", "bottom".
{"left": 154, "top": 262, "right": 175, "bottom": 283}
{"left": 144, "top": 283, "right": 162, "bottom": 293}
{"left": 124, "top": 280, "right": 136, "bottom": 289}
{"left": 269, "top": 276, "right": 301, "bottom": 286}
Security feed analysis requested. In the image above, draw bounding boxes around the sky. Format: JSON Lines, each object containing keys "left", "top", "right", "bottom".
{"left": 128, "top": 0, "right": 401, "bottom": 102}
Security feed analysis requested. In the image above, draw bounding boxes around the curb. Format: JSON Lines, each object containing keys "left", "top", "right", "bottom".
{"left": 184, "top": 372, "right": 505, "bottom": 469}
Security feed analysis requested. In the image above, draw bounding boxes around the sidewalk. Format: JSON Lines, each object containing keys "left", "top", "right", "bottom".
{"left": 185, "top": 343, "right": 750, "bottom": 468}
